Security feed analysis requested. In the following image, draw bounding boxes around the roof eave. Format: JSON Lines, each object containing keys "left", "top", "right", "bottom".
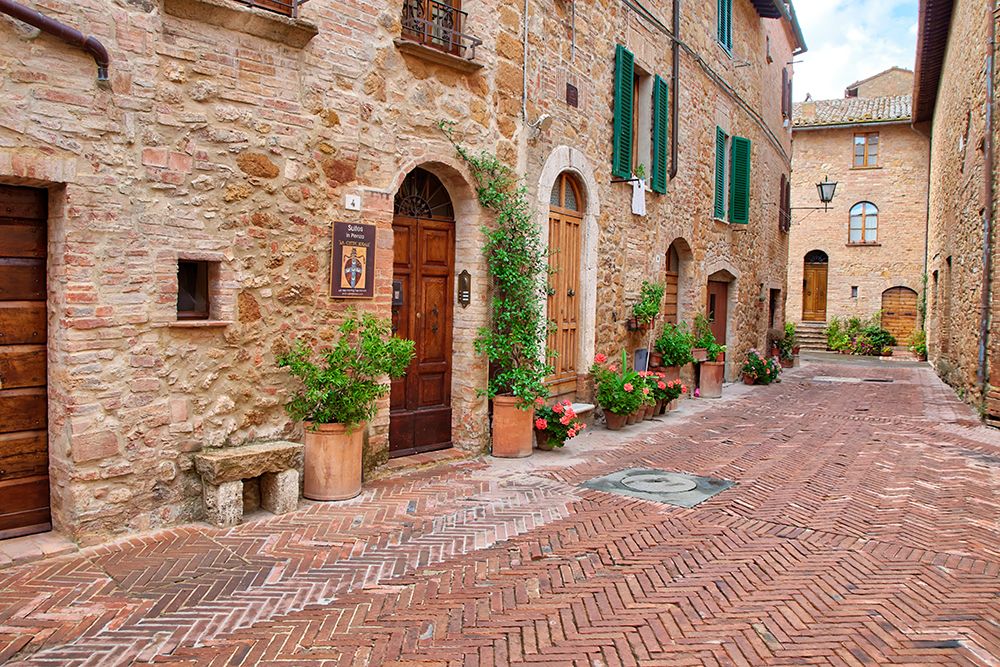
{"left": 912, "top": 0, "right": 955, "bottom": 124}
{"left": 793, "top": 118, "right": 913, "bottom": 131}
{"left": 775, "top": 0, "right": 807, "bottom": 55}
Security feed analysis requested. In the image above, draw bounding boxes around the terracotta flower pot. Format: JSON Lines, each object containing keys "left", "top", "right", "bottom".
{"left": 700, "top": 361, "right": 724, "bottom": 398}
{"left": 779, "top": 358, "right": 794, "bottom": 369}
{"left": 649, "top": 352, "right": 664, "bottom": 368}
{"left": 644, "top": 404, "right": 655, "bottom": 420}
{"left": 792, "top": 346, "right": 801, "bottom": 355}
{"left": 534, "top": 430, "right": 558, "bottom": 451}
{"left": 692, "top": 348, "right": 708, "bottom": 363}
{"left": 627, "top": 410, "right": 639, "bottom": 425}
{"left": 491, "top": 396, "right": 533, "bottom": 458}
{"left": 605, "top": 411, "right": 628, "bottom": 430}
{"left": 742, "top": 373, "right": 755, "bottom": 385}
{"left": 303, "top": 422, "right": 363, "bottom": 501}
{"left": 662, "top": 366, "right": 682, "bottom": 382}
{"left": 654, "top": 399, "right": 665, "bottom": 415}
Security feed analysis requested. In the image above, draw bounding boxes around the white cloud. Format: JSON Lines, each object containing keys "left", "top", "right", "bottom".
{"left": 792, "top": 0, "right": 918, "bottom": 101}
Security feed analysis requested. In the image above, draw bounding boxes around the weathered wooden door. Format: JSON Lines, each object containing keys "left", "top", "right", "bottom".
{"left": 664, "top": 245, "right": 680, "bottom": 324}
{"left": 881, "top": 287, "right": 918, "bottom": 341}
{"left": 707, "top": 280, "right": 729, "bottom": 346}
{"left": 546, "top": 173, "right": 582, "bottom": 398}
{"left": 0, "top": 185, "right": 49, "bottom": 540}
{"left": 802, "top": 252, "right": 829, "bottom": 322}
{"left": 390, "top": 169, "right": 455, "bottom": 458}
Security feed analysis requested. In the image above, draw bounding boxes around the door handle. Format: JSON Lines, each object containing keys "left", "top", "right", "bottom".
{"left": 567, "top": 288, "right": 575, "bottom": 297}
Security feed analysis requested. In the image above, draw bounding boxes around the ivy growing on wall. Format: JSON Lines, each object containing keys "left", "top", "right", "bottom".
{"left": 441, "top": 121, "right": 552, "bottom": 406}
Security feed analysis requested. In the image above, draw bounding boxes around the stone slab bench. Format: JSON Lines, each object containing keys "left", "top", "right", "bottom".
{"left": 194, "top": 441, "right": 303, "bottom": 527}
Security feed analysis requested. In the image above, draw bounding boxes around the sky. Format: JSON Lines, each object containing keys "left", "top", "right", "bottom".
{"left": 792, "top": 0, "right": 919, "bottom": 102}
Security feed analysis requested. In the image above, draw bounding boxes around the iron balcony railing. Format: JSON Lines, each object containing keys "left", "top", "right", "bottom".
{"left": 401, "top": 0, "right": 482, "bottom": 61}
{"left": 231, "top": 0, "right": 310, "bottom": 18}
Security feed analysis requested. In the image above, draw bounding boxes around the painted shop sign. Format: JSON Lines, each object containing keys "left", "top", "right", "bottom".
{"left": 331, "top": 222, "right": 376, "bottom": 299}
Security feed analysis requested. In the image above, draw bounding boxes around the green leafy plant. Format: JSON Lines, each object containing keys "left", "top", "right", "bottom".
{"left": 632, "top": 281, "right": 665, "bottom": 325}
{"left": 741, "top": 350, "right": 781, "bottom": 385}
{"left": 443, "top": 122, "right": 552, "bottom": 407}
{"left": 693, "top": 314, "right": 725, "bottom": 361}
{"left": 591, "top": 351, "right": 644, "bottom": 416}
{"left": 908, "top": 329, "right": 927, "bottom": 357}
{"left": 776, "top": 322, "right": 797, "bottom": 360}
{"left": 277, "top": 312, "right": 415, "bottom": 429}
{"left": 654, "top": 322, "right": 695, "bottom": 367}
{"left": 645, "top": 371, "right": 687, "bottom": 403}
{"left": 532, "top": 398, "right": 586, "bottom": 447}
{"left": 825, "top": 314, "right": 896, "bottom": 356}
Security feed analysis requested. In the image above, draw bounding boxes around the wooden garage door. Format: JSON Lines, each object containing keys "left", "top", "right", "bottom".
{"left": 881, "top": 287, "right": 918, "bottom": 342}
{"left": 0, "top": 185, "right": 50, "bottom": 540}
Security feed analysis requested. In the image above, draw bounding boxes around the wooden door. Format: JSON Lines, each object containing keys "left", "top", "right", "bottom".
{"left": 664, "top": 245, "right": 679, "bottom": 324}
{"left": 802, "top": 262, "right": 829, "bottom": 322}
{"left": 881, "top": 287, "right": 918, "bottom": 341}
{"left": 0, "top": 185, "right": 49, "bottom": 540}
{"left": 546, "top": 174, "right": 582, "bottom": 398}
{"left": 390, "top": 216, "right": 455, "bottom": 457}
{"left": 706, "top": 280, "right": 729, "bottom": 346}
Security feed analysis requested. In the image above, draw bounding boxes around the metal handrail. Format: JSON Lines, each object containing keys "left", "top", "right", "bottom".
{"left": 231, "top": 0, "right": 310, "bottom": 19}
{"left": 401, "top": 0, "right": 482, "bottom": 60}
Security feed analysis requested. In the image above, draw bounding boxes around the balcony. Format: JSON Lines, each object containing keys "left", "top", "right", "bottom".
{"left": 396, "top": 0, "right": 483, "bottom": 71}
{"left": 163, "top": 0, "right": 318, "bottom": 47}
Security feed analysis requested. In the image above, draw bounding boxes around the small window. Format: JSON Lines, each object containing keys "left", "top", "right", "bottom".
{"left": 851, "top": 286, "right": 859, "bottom": 299}
{"left": 854, "top": 132, "right": 879, "bottom": 168}
{"left": 177, "top": 260, "right": 210, "bottom": 320}
{"left": 768, "top": 289, "right": 781, "bottom": 328}
{"left": 717, "top": 0, "right": 732, "bottom": 52}
{"left": 849, "top": 202, "right": 878, "bottom": 244}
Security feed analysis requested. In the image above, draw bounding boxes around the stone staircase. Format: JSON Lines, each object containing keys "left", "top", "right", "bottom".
{"left": 796, "top": 321, "right": 828, "bottom": 351}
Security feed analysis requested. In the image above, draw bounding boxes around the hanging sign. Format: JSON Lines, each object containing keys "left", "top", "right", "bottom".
{"left": 331, "top": 222, "right": 376, "bottom": 299}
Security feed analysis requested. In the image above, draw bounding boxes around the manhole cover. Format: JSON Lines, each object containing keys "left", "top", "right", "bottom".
{"left": 582, "top": 468, "right": 735, "bottom": 508}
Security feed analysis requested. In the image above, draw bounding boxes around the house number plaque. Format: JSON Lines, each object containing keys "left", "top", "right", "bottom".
{"left": 331, "top": 222, "right": 376, "bottom": 299}
{"left": 457, "top": 270, "right": 471, "bottom": 308}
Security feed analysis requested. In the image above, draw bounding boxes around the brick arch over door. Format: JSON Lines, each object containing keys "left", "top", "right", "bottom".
{"left": 881, "top": 286, "right": 919, "bottom": 342}
{"left": 664, "top": 237, "right": 694, "bottom": 324}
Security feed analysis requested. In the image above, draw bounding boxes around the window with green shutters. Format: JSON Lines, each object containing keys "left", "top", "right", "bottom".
{"left": 714, "top": 127, "right": 727, "bottom": 219}
{"left": 729, "top": 136, "right": 751, "bottom": 224}
{"left": 612, "top": 45, "right": 634, "bottom": 180}
{"left": 717, "top": 0, "right": 732, "bottom": 52}
{"left": 651, "top": 75, "right": 669, "bottom": 194}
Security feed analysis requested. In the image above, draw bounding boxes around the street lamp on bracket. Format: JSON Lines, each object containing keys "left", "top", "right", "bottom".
{"left": 794, "top": 175, "right": 839, "bottom": 212}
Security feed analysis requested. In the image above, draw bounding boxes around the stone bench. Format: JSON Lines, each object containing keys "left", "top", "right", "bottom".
{"left": 193, "top": 441, "right": 303, "bottom": 527}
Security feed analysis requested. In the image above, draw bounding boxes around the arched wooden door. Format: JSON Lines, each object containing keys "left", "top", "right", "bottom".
{"left": 546, "top": 173, "right": 583, "bottom": 399}
{"left": 390, "top": 169, "right": 455, "bottom": 458}
{"left": 802, "top": 250, "right": 829, "bottom": 322}
{"left": 664, "top": 245, "right": 680, "bottom": 324}
{"left": 881, "top": 287, "right": 918, "bottom": 341}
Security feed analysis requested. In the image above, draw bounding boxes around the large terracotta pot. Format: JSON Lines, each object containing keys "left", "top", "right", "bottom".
{"left": 692, "top": 348, "right": 708, "bottom": 363}
{"left": 662, "top": 366, "right": 682, "bottom": 382}
{"left": 303, "top": 422, "right": 363, "bottom": 501}
{"left": 492, "top": 396, "right": 533, "bottom": 458}
{"left": 700, "top": 361, "right": 725, "bottom": 398}
{"left": 605, "top": 412, "right": 628, "bottom": 431}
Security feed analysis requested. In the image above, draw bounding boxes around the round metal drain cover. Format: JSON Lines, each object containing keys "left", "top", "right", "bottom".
{"left": 620, "top": 472, "right": 697, "bottom": 494}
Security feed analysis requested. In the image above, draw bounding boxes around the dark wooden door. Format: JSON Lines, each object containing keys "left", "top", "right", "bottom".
{"left": 390, "top": 216, "right": 455, "bottom": 457}
{"left": 664, "top": 245, "right": 680, "bottom": 324}
{"left": 803, "top": 263, "right": 829, "bottom": 322}
{"left": 0, "top": 185, "right": 50, "bottom": 540}
{"left": 545, "top": 174, "right": 582, "bottom": 399}
{"left": 707, "top": 280, "right": 729, "bottom": 346}
{"left": 881, "top": 287, "right": 918, "bottom": 341}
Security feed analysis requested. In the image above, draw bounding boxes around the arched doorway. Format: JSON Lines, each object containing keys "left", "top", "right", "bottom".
{"left": 802, "top": 250, "right": 829, "bottom": 322}
{"left": 881, "top": 287, "right": 918, "bottom": 341}
{"left": 546, "top": 172, "right": 584, "bottom": 399}
{"left": 664, "top": 239, "right": 692, "bottom": 324}
{"left": 390, "top": 168, "right": 455, "bottom": 458}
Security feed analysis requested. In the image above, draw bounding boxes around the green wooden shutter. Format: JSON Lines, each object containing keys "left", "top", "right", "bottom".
{"left": 651, "top": 75, "right": 669, "bottom": 194}
{"left": 713, "top": 127, "right": 727, "bottom": 219}
{"left": 718, "top": 0, "right": 732, "bottom": 51}
{"left": 612, "top": 45, "right": 634, "bottom": 180}
{"left": 729, "top": 135, "right": 751, "bottom": 224}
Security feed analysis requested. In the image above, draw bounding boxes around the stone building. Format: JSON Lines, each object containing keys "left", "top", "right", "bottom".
{"left": 913, "top": 0, "right": 1000, "bottom": 424}
{"left": 0, "top": 0, "right": 803, "bottom": 544}
{"left": 787, "top": 68, "right": 929, "bottom": 347}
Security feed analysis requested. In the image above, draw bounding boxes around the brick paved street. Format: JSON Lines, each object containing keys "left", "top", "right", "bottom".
{"left": 1, "top": 357, "right": 998, "bottom": 666}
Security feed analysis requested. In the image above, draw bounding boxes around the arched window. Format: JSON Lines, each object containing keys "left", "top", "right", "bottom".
{"left": 849, "top": 202, "right": 878, "bottom": 244}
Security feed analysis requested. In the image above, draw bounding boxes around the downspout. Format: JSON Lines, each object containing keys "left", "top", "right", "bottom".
{"left": 0, "top": 0, "right": 109, "bottom": 83}
{"left": 669, "top": 0, "right": 680, "bottom": 179}
{"left": 977, "top": 6, "right": 995, "bottom": 397}
{"left": 522, "top": 0, "right": 529, "bottom": 123}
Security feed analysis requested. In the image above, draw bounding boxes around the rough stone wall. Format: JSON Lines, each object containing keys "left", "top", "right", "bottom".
{"left": 923, "top": 0, "right": 998, "bottom": 411}
{"left": 849, "top": 69, "right": 914, "bottom": 98}
{"left": 788, "top": 123, "right": 929, "bottom": 329}
{"left": 0, "top": 0, "right": 799, "bottom": 543}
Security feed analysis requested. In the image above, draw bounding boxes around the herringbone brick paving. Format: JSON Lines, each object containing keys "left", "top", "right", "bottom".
{"left": 1, "top": 360, "right": 997, "bottom": 665}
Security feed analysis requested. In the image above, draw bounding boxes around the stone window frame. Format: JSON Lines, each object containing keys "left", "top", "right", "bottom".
{"left": 848, "top": 201, "right": 879, "bottom": 245}
{"left": 853, "top": 132, "right": 880, "bottom": 168}
{"left": 160, "top": 250, "right": 236, "bottom": 328}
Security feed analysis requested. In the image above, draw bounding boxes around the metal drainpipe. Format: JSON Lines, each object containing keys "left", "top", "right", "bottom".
{"left": 0, "top": 0, "right": 109, "bottom": 83}
{"left": 669, "top": 0, "right": 679, "bottom": 179}
{"left": 978, "top": 6, "right": 995, "bottom": 398}
{"left": 522, "top": 0, "right": 529, "bottom": 123}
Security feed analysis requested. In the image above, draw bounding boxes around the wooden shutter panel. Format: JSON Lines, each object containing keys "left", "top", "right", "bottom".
{"left": 651, "top": 75, "right": 669, "bottom": 194}
{"left": 729, "top": 136, "right": 751, "bottom": 224}
{"left": 612, "top": 45, "right": 635, "bottom": 180}
{"left": 781, "top": 69, "right": 789, "bottom": 118}
{"left": 713, "top": 127, "right": 726, "bottom": 219}
{"left": 718, "top": 0, "right": 732, "bottom": 50}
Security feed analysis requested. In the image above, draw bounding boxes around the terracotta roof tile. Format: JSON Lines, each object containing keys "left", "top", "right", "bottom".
{"left": 793, "top": 95, "right": 912, "bottom": 127}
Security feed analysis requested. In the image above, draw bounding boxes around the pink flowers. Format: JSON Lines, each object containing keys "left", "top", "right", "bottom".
{"left": 693, "top": 387, "right": 700, "bottom": 398}
{"left": 594, "top": 353, "right": 608, "bottom": 364}
{"left": 552, "top": 403, "right": 564, "bottom": 414}
{"left": 657, "top": 381, "right": 667, "bottom": 390}
{"left": 642, "top": 387, "right": 650, "bottom": 396}
{"left": 560, "top": 414, "right": 572, "bottom": 425}
{"left": 535, "top": 417, "right": 548, "bottom": 430}
{"left": 623, "top": 383, "right": 634, "bottom": 392}
{"left": 535, "top": 397, "right": 546, "bottom": 407}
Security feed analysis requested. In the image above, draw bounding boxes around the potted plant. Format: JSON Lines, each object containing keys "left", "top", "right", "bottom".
{"left": 591, "top": 352, "right": 644, "bottom": 430}
{"left": 775, "top": 323, "right": 796, "bottom": 369}
{"left": 654, "top": 322, "right": 695, "bottom": 378}
{"left": 277, "top": 312, "right": 414, "bottom": 501}
{"left": 650, "top": 372, "right": 686, "bottom": 414}
{"left": 628, "top": 281, "right": 664, "bottom": 333}
{"left": 446, "top": 127, "right": 553, "bottom": 458}
{"left": 740, "top": 350, "right": 781, "bottom": 385}
{"left": 533, "top": 399, "right": 587, "bottom": 450}
{"left": 637, "top": 372, "right": 657, "bottom": 419}
{"left": 691, "top": 314, "right": 714, "bottom": 362}
{"left": 693, "top": 317, "right": 726, "bottom": 398}
{"left": 908, "top": 329, "right": 927, "bottom": 362}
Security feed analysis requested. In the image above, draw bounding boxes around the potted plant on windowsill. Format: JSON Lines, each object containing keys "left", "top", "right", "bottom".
{"left": 627, "top": 281, "right": 664, "bottom": 333}
{"left": 277, "top": 312, "right": 414, "bottom": 501}
{"left": 445, "top": 123, "right": 552, "bottom": 458}
{"left": 591, "top": 352, "right": 643, "bottom": 430}
{"left": 653, "top": 322, "right": 695, "bottom": 378}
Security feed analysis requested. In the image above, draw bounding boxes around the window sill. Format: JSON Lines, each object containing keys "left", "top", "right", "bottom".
{"left": 394, "top": 38, "right": 483, "bottom": 73}
{"left": 168, "top": 320, "right": 234, "bottom": 329}
{"left": 850, "top": 165, "right": 882, "bottom": 170}
{"left": 162, "top": 0, "right": 318, "bottom": 47}
{"left": 846, "top": 242, "right": 881, "bottom": 247}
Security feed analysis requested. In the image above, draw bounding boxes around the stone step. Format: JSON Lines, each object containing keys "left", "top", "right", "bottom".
{"left": 571, "top": 403, "right": 596, "bottom": 427}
